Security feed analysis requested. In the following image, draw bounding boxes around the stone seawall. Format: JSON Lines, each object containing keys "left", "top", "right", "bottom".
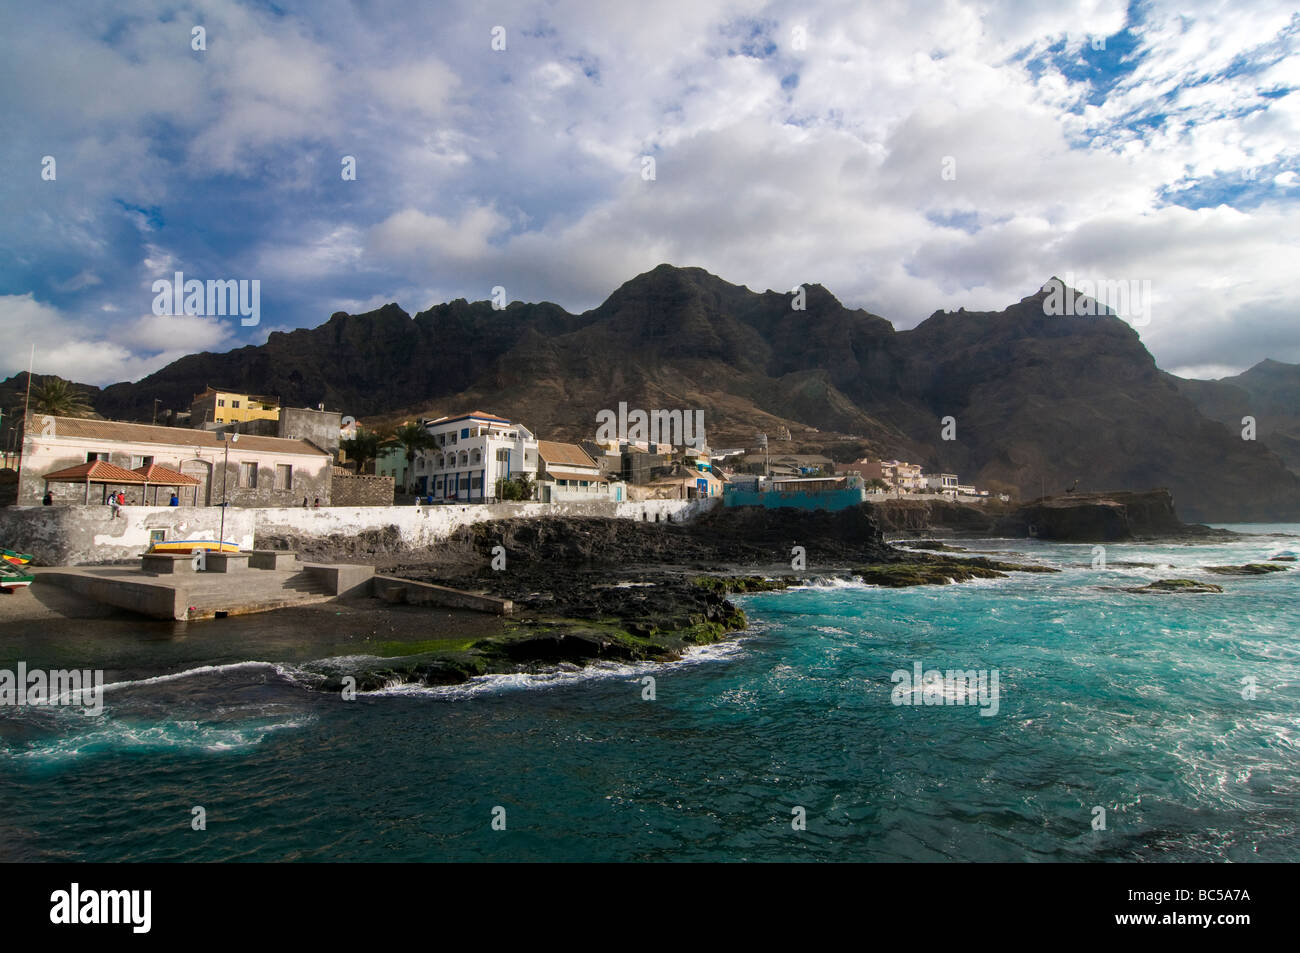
{"left": 0, "top": 506, "right": 257, "bottom": 565}
{"left": 1, "top": 498, "right": 720, "bottom": 565}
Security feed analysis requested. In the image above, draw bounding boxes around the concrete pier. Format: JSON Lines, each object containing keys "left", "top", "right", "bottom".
{"left": 373, "top": 575, "right": 513, "bottom": 615}
{"left": 30, "top": 562, "right": 510, "bottom": 622}
{"left": 36, "top": 563, "right": 333, "bottom": 621}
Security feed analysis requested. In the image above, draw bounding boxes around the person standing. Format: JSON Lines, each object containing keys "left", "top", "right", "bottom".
{"left": 108, "top": 493, "right": 120, "bottom": 519}
{"left": 169, "top": 492, "right": 180, "bottom": 506}
{"left": 42, "top": 490, "right": 53, "bottom": 505}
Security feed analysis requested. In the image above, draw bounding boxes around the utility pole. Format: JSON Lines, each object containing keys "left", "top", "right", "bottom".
{"left": 152, "top": 398, "right": 161, "bottom": 426}
{"left": 218, "top": 430, "right": 238, "bottom": 549}
{"left": 16, "top": 345, "right": 34, "bottom": 480}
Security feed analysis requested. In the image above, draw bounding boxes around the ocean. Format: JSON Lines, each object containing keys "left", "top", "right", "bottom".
{"left": 2, "top": 527, "right": 1297, "bottom": 862}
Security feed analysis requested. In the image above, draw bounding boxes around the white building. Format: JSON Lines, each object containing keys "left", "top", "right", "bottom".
{"left": 924, "top": 473, "right": 959, "bottom": 495}
{"left": 419, "top": 411, "right": 537, "bottom": 502}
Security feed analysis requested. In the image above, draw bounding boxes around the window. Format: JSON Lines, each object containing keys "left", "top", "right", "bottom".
{"left": 215, "top": 417, "right": 224, "bottom": 423}
{"left": 239, "top": 462, "right": 258, "bottom": 488}
{"left": 217, "top": 398, "right": 226, "bottom": 407}
{"left": 471, "top": 476, "right": 482, "bottom": 489}
{"left": 459, "top": 476, "right": 469, "bottom": 491}
{"left": 471, "top": 450, "right": 481, "bottom": 465}
{"left": 461, "top": 428, "right": 469, "bottom": 439}
{"left": 275, "top": 464, "right": 292, "bottom": 490}
{"left": 496, "top": 449, "right": 510, "bottom": 463}
{"left": 86, "top": 451, "right": 109, "bottom": 462}
{"left": 232, "top": 400, "right": 241, "bottom": 409}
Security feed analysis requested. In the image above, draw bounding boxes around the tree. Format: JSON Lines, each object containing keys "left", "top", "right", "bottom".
{"left": 29, "top": 378, "right": 94, "bottom": 419}
{"left": 340, "top": 425, "right": 394, "bottom": 475}
{"left": 392, "top": 422, "right": 437, "bottom": 493}
{"left": 495, "top": 473, "right": 535, "bottom": 501}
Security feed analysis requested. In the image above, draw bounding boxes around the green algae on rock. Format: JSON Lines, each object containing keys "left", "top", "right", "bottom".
{"left": 1204, "top": 563, "right": 1289, "bottom": 575}
{"left": 1123, "top": 579, "right": 1224, "bottom": 594}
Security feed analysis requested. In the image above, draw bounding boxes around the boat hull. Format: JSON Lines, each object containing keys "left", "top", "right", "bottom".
{"left": 148, "top": 540, "right": 240, "bottom": 554}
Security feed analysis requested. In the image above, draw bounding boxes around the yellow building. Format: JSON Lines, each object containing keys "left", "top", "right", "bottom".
{"left": 190, "top": 387, "right": 281, "bottom": 429}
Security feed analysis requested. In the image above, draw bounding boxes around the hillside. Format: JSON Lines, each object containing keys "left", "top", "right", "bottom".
{"left": 1177, "top": 359, "right": 1300, "bottom": 477}
{"left": 5, "top": 265, "right": 1299, "bottom": 522}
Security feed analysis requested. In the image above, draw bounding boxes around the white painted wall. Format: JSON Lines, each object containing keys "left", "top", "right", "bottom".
{"left": 3, "top": 497, "right": 720, "bottom": 565}
{"left": 254, "top": 497, "right": 717, "bottom": 549}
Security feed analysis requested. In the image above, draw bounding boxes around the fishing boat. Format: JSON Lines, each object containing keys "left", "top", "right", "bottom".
{"left": 0, "top": 561, "right": 35, "bottom": 590}
{"left": 2, "top": 548, "right": 32, "bottom": 566}
{"left": 146, "top": 539, "right": 240, "bottom": 554}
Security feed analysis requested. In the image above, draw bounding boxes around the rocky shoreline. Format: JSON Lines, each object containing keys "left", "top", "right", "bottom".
{"left": 258, "top": 493, "right": 1248, "bottom": 693}
{"left": 3, "top": 493, "right": 1235, "bottom": 693}
{"left": 321, "top": 504, "right": 1067, "bottom": 692}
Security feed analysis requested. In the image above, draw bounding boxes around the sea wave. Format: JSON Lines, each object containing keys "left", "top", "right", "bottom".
{"left": 2, "top": 714, "right": 317, "bottom": 765}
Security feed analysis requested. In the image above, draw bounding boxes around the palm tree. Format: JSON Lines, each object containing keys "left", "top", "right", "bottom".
{"left": 392, "top": 422, "right": 437, "bottom": 493}
{"left": 29, "top": 378, "right": 94, "bottom": 419}
{"left": 339, "top": 425, "right": 394, "bottom": 475}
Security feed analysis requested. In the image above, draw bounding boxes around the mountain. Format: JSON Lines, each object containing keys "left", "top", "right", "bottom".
{"left": 10, "top": 265, "right": 1300, "bottom": 522}
{"left": 1176, "top": 359, "right": 1300, "bottom": 477}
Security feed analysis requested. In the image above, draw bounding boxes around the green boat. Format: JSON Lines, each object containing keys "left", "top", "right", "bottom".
{"left": 0, "top": 560, "right": 34, "bottom": 590}
{"left": 2, "top": 547, "right": 32, "bottom": 567}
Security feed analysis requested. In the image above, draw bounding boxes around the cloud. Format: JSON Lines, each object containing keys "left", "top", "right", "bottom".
{"left": 2, "top": 0, "right": 1298, "bottom": 388}
{"left": 0, "top": 294, "right": 234, "bottom": 385}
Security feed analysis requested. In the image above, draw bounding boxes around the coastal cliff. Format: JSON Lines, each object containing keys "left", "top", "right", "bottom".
{"left": 871, "top": 488, "right": 1220, "bottom": 542}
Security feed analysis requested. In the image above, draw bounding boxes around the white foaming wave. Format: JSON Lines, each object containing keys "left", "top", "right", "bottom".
{"left": 788, "top": 576, "right": 870, "bottom": 590}
{"left": 36, "top": 661, "right": 327, "bottom": 708}
{"left": 96, "top": 661, "right": 286, "bottom": 696}
{"left": 4, "top": 714, "right": 317, "bottom": 764}
{"left": 368, "top": 636, "right": 752, "bottom": 700}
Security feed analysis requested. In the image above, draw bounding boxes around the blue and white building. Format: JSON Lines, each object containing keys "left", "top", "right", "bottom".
{"left": 418, "top": 411, "right": 538, "bottom": 501}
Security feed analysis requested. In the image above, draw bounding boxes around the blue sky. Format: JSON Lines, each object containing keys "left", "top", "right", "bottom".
{"left": 1, "top": 0, "right": 1297, "bottom": 385}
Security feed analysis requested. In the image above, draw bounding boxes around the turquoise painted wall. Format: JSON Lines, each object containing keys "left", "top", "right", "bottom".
{"left": 723, "top": 487, "right": 866, "bottom": 511}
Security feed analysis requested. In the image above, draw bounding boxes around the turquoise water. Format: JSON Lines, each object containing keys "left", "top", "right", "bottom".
{"left": 2, "top": 529, "right": 1298, "bottom": 861}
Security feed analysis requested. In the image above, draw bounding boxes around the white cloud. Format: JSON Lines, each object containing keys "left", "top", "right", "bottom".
{"left": 3, "top": 0, "right": 1298, "bottom": 383}
{"left": 0, "top": 294, "right": 234, "bottom": 385}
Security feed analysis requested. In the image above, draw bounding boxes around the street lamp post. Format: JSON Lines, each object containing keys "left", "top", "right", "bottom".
{"left": 218, "top": 431, "right": 238, "bottom": 550}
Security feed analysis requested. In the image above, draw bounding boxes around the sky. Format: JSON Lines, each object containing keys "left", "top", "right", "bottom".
{"left": 1, "top": 0, "right": 1297, "bottom": 386}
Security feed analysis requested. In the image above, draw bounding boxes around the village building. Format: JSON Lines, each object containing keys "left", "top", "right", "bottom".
{"left": 537, "top": 441, "right": 621, "bottom": 502}
{"left": 420, "top": 411, "right": 538, "bottom": 502}
{"left": 16, "top": 415, "right": 332, "bottom": 507}
{"left": 924, "top": 473, "right": 960, "bottom": 495}
{"left": 190, "top": 387, "right": 281, "bottom": 430}
{"left": 630, "top": 460, "right": 725, "bottom": 500}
